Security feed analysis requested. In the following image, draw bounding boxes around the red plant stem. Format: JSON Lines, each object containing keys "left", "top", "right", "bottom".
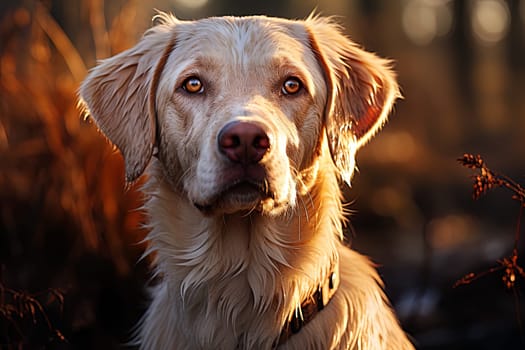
{"left": 515, "top": 203, "right": 523, "bottom": 253}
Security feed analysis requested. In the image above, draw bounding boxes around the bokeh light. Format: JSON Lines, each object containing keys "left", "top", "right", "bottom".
{"left": 402, "top": 0, "right": 453, "bottom": 46}
{"left": 471, "top": 0, "right": 510, "bottom": 45}
{"left": 172, "top": 0, "right": 208, "bottom": 10}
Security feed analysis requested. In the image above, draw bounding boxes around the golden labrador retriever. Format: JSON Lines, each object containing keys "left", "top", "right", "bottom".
{"left": 79, "top": 12, "right": 414, "bottom": 350}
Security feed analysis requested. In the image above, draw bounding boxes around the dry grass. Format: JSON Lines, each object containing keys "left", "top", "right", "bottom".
{"left": 0, "top": 282, "right": 66, "bottom": 344}
{"left": 1, "top": 1, "right": 148, "bottom": 346}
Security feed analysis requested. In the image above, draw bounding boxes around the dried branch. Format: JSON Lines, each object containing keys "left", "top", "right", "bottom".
{"left": 456, "top": 153, "right": 525, "bottom": 290}
{"left": 458, "top": 153, "right": 525, "bottom": 203}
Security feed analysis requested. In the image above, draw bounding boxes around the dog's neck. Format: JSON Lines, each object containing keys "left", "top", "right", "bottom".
{"left": 143, "top": 156, "right": 345, "bottom": 347}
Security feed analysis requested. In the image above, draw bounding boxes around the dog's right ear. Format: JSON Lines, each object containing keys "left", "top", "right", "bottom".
{"left": 79, "top": 14, "right": 177, "bottom": 182}
{"left": 304, "top": 16, "right": 400, "bottom": 186}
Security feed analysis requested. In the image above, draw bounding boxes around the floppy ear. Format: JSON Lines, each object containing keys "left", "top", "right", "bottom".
{"left": 79, "top": 15, "right": 178, "bottom": 182}
{"left": 305, "top": 17, "right": 400, "bottom": 185}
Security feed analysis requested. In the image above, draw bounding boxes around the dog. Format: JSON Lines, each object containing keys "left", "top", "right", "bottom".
{"left": 79, "top": 12, "right": 413, "bottom": 350}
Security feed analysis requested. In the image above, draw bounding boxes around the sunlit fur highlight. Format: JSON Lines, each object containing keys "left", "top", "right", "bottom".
{"left": 79, "top": 12, "right": 413, "bottom": 350}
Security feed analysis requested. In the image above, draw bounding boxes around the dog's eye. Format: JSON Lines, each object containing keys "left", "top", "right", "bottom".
{"left": 282, "top": 77, "right": 302, "bottom": 95}
{"left": 182, "top": 77, "right": 204, "bottom": 94}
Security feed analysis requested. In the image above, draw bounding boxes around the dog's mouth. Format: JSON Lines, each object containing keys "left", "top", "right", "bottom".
{"left": 194, "top": 179, "right": 273, "bottom": 215}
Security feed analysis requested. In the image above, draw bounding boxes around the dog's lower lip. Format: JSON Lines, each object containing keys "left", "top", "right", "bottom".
{"left": 227, "top": 180, "right": 265, "bottom": 193}
{"left": 194, "top": 180, "right": 269, "bottom": 214}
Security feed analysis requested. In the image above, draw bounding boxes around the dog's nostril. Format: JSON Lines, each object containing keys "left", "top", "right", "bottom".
{"left": 221, "top": 134, "right": 241, "bottom": 148}
{"left": 253, "top": 135, "right": 270, "bottom": 150}
{"left": 218, "top": 122, "right": 270, "bottom": 164}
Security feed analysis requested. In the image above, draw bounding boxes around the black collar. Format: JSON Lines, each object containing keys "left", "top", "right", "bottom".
{"left": 275, "top": 262, "right": 340, "bottom": 347}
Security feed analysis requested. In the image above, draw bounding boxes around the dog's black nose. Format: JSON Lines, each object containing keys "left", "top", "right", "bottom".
{"left": 218, "top": 121, "right": 270, "bottom": 164}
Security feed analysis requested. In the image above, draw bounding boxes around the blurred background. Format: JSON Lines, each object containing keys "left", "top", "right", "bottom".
{"left": 1, "top": 0, "right": 525, "bottom": 348}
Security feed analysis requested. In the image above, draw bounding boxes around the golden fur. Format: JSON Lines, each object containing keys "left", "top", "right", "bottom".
{"left": 79, "top": 12, "right": 413, "bottom": 350}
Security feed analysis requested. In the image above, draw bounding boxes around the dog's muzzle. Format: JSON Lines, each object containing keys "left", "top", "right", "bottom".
{"left": 193, "top": 121, "right": 274, "bottom": 214}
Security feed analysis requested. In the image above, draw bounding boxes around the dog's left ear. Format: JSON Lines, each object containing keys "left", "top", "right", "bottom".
{"left": 305, "top": 17, "right": 401, "bottom": 185}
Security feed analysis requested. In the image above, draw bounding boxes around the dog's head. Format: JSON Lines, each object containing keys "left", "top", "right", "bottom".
{"left": 79, "top": 13, "right": 399, "bottom": 216}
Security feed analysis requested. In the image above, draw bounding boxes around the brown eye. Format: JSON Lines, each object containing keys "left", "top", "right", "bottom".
{"left": 183, "top": 77, "right": 203, "bottom": 93}
{"left": 282, "top": 77, "right": 302, "bottom": 95}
